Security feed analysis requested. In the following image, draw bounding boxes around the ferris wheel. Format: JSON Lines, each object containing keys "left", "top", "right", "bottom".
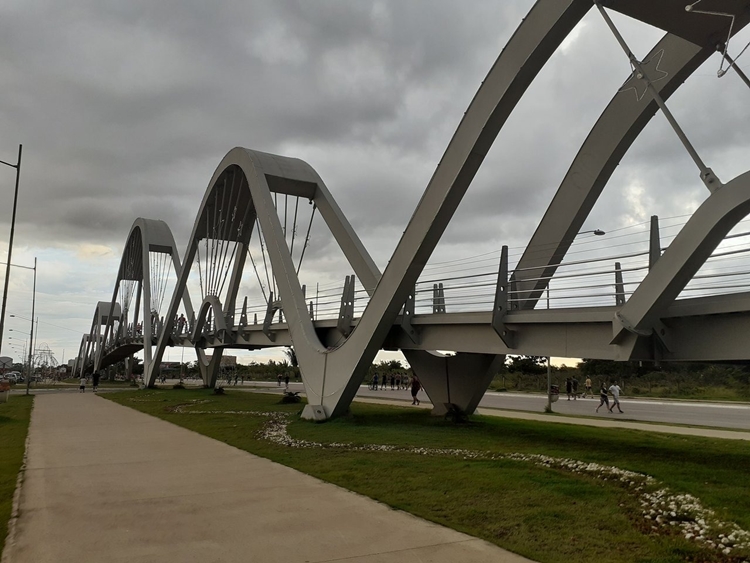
{"left": 34, "top": 344, "right": 58, "bottom": 369}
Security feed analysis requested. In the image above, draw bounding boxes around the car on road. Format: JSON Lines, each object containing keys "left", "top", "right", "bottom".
{"left": 3, "top": 371, "right": 22, "bottom": 383}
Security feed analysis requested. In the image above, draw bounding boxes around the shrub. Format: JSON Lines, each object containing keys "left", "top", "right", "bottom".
{"left": 280, "top": 391, "right": 301, "bottom": 404}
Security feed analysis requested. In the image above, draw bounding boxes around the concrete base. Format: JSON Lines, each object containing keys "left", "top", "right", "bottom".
{"left": 301, "top": 403, "right": 328, "bottom": 421}
{"left": 404, "top": 350, "right": 504, "bottom": 416}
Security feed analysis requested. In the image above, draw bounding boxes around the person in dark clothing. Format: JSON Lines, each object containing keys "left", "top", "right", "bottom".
{"left": 410, "top": 376, "right": 421, "bottom": 405}
{"left": 92, "top": 372, "right": 101, "bottom": 393}
{"left": 596, "top": 384, "right": 610, "bottom": 413}
{"left": 565, "top": 377, "right": 572, "bottom": 400}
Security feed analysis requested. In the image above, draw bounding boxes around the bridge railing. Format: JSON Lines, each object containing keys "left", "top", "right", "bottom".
{"left": 93, "top": 213, "right": 750, "bottom": 353}
{"left": 215, "top": 213, "right": 750, "bottom": 329}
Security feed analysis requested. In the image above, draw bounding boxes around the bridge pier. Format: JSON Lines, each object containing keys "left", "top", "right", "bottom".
{"left": 197, "top": 348, "right": 223, "bottom": 388}
{"left": 403, "top": 350, "right": 504, "bottom": 416}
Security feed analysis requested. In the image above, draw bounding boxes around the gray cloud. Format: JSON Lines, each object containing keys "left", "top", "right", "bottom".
{"left": 0, "top": 0, "right": 748, "bottom": 362}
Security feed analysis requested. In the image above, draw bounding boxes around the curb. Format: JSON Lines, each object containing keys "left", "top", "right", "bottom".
{"left": 1, "top": 398, "right": 34, "bottom": 563}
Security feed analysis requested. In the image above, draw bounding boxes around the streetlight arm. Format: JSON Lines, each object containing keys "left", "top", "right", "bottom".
{"left": 0, "top": 262, "right": 36, "bottom": 271}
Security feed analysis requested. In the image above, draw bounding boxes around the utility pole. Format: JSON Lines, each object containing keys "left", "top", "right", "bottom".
{"left": 0, "top": 144, "right": 23, "bottom": 356}
{"left": 25, "top": 258, "right": 36, "bottom": 396}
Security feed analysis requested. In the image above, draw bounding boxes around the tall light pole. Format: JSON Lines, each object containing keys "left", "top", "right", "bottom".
{"left": 0, "top": 144, "right": 23, "bottom": 356}
{"left": 25, "top": 258, "right": 36, "bottom": 395}
{"left": 546, "top": 228, "right": 606, "bottom": 412}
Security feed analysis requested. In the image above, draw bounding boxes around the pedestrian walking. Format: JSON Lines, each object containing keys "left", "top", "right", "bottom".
{"left": 372, "top": 373, "right": 379, "bottom": 390}
{"left": 410, "top": 375, "right": 421, "bottom": 405}
{"left": 79, "top": 376, "right": 86, "bottom": 393}
{"left": 177, "top": 313, "right": 186, "bottom": 334}
{"left": 595, "top": 384, "right": 609, "bottom": 413}
{"left": 390, "top": 374, "right": 395, "bottom": 390}
{"left": 572, "top": 377, "right": 579, "bottom": 400}
{"left": 284, "top": 374, "right": 290, "bottom": 391}
{"left": 92, "top": 372, "right": 100, "bottom": 393}
{"left": 565, "top": 377, "right": 572, "bottom": 400}
{"left": 608, "top": 383, "right": 624, "bottom": 413}
{"left": 584, "top": 377, "right": 592, "bottom": 398}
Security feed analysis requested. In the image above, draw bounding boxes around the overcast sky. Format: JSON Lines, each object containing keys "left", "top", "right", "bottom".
{"left": 0, "top": 1, "right": 748, "bottom": 367}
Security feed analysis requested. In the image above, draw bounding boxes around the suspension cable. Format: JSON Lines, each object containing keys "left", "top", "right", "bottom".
{"left": 196, "top": 244, "right": 204, "bottom": 300}
{"left": 289, "top": 196, "right": 300, "bottom": 259}
{"left": 297, "top": 203, "right": 316, "bottom": 275}
{"left": 256, "top": 218, "right": 273, "bottom": 301}
{"left": 247, "top": 248, "right": 268, "bottom": 303}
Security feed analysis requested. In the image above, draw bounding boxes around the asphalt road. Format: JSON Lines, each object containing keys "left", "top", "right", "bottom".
{"left": 13, "top": 380, "right": 750, "bottom": 431}
{"left": 365, "top": 387, "right": 750, "bottom": 431}
{"left": 247, "top": 381, "right": 750, "bottom": 432}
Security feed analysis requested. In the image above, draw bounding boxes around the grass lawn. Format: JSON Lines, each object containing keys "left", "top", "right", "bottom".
{"left": 0, "top": 395, "right": 33, "bottom": 555}
{"left": 106, "top": 389, "right": 750, "bottom": 563}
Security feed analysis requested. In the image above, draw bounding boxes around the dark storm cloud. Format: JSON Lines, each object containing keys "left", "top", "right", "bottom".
{"left": 0, "top": 0, "right": 530, "bottom": 251}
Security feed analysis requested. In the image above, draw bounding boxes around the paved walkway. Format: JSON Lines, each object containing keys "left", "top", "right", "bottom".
{"left": 2, "top": 393, "right": 532, "bottom": 563}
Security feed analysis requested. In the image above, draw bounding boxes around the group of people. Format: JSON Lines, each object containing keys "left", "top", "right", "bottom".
{"left": 369, "top": 373, "right": 422, "bottom": 405}
{"left": 369, "top": 373, "right": 410, "bottom": 391}
{"left": 276, "top": 373, "right": 291, "bottom": 390}
{"left": 79, "top": 372, "right": 101, "bottom": 393}
{"left": 564, "top": 376, "right": 624, "bottom": 413}
{"left": 596, "top": 382, "right": 624, "bottom": 413}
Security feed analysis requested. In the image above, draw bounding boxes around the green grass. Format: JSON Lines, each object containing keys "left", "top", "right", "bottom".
{"left": 106, "top": 389, "right": 750, "bottom": 563}
{"left": 0, "top": 395, "right": 33, "bottom": 555}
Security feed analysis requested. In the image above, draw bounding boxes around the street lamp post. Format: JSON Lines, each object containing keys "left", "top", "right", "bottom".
{"left": 0, "top": 144, "right": 23, "bottom": 356}
{"left": 25, "top": 258, "right": 36, "bottom": 395}
{"left": 545, "top": 228, "right": 606, "bottom": 412}
{"left": 26, "top": 317, "right": 38, "bottom": 395}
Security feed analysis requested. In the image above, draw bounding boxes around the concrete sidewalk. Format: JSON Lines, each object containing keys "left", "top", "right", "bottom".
{"left": 2, "top": 393, "right": 532, "bottom": 563}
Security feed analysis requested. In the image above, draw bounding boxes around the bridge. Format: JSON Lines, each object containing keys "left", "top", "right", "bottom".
{"left": 74, "top": 0, "right": 750, "bottom": 420}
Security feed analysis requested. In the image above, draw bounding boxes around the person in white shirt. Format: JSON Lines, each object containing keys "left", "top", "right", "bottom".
{"left": 608, "top": 383, "right": 623, "bottom": 413}
{"left": 79, "top": 377, "right": 86, "bottom": 393}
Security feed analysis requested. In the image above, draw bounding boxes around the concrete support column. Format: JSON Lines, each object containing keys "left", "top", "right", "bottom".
{"left": 196, "top": 348, "right": 224, "bottom": 388}
{"left": 403, "top": 350, "right": 504, "bottom": 416}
